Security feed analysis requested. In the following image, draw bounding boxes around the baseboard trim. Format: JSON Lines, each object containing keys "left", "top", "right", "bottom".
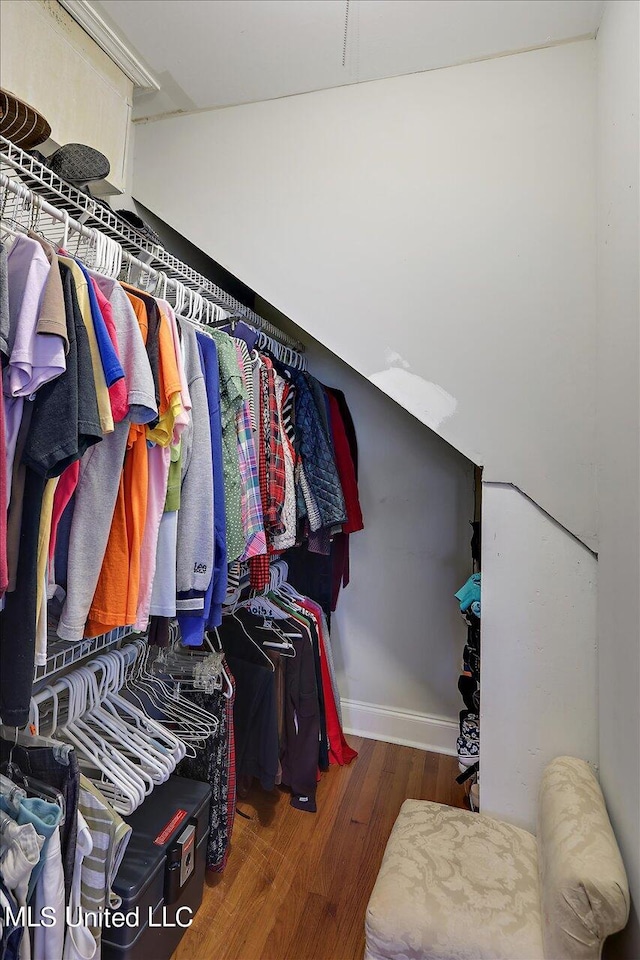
{"left": 341, "top": 699, "right": 458, "bottom": 756}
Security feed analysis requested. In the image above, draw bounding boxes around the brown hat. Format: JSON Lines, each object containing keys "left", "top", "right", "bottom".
{"left": 0, "top": 89, "right": 51, "bottom": 150}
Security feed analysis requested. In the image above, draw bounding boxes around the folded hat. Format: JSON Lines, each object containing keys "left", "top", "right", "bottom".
{"left": 115, "top": 209, "right": 163, "bottom": 248}
{"left": 48, "top": 143, "right": 110, "bottom": 184}
{"left": 0, "top": 89, "right": 51, "bottom": 150}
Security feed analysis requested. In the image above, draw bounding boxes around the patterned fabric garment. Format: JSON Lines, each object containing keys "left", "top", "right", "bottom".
{"left": 271, "top": 374, "right": 297, "bottom": 551}
{"left": 78, "top": 776, "right": 132, "bottom": 950}
{"left": 249, "top": 373, "right": 270, "bottom": 590}
{"left": 292, "top": 372, "right": 347, "bottom": 529}
{"left": 209, "top": 330, "right": 246, "bottom": 563}
{"left": 280, "top": 378, "right": 296, "bottom": 448}
{"left": 282, "top": 378, "right": 309, "bottom": 524}
{"left": 307, "top": 525, "right": 332, "bottom": 556}
{"left": 176, "top": 668, "right": 236, "bottom": 872}
{"left": 260, "top": 356, "right": 286, "bottom": 536}
{"left": 235, "top": 345, "right": 267, "bottom": 561}
{"left": 226, "top": 562, "right": 242, "bottom": 599}
{"left": 219, "top": 667, "right": 237, "bottom": 873}
{"left": 234, "top": 338, "right": 257, "bottom": 431}
{"left": 299, "top": 462, "right": 323, "bottom": 532}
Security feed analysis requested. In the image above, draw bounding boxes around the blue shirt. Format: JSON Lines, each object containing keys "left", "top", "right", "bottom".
{"left": 75, "top": 260, "right": 125, "bottom": 387}
{"left": 197, "top": 332, "right": 228, "bottom": 624}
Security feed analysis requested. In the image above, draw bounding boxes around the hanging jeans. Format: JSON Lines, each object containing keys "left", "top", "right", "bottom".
{"left": 0, "top": 739, "right": 79, "bottom": 906}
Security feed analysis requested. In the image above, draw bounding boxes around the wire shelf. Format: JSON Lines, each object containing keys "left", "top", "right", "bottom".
{"left": 34, "top": 626, "right": 136, "bottom": 686}
{"left": 0, "top": 136, "right": 303, "bottom": 350}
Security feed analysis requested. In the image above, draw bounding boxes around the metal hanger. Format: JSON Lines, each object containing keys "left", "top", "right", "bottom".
{"left": 229, "top": 612, "right": 276, "bottom": 672}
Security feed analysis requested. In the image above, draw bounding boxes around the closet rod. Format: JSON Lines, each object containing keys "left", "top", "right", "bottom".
{"left": 1, "top": 170, "right": 306, "bottom": 365}
{"left": 0, "top": 137, "right": 304, "bottom": 351}
{"left": 0, "top": 171, "right": 218, "bottom": 320}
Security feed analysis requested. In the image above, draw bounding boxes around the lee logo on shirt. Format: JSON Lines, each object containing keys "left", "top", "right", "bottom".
{"left": 193, "top": 563, "right": 208, "bottom": 574}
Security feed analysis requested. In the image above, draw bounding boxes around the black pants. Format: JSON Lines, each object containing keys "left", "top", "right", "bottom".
{"left": 0, "top": 469, "right": 46, "bottom": 727}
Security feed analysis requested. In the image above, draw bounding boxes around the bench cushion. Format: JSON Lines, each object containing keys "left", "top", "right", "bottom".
{"left": 537, "top": 757, "right": 630, "bottom": 960}
{"left": 365, "top": 799, "right": 545, "bottom": 960}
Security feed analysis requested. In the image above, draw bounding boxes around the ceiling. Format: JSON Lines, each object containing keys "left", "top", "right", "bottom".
{"left": 89, "top": 0, "right": 605, "bottom": 120}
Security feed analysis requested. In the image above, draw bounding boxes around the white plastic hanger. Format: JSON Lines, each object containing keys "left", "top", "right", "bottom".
{"left": 30, "top": 646, "right": 182, "bottom": 813}
{"left": 64, "top": 669, "right": 152, "bottom": 804}
{"left": 126, "top": 641, "right": 216, "bottom": 749}
{"left": 78, "top": 664, "right": 172, "bottom": 784}
{"left": 105, "top": 648, "right": 186, "bottom": 763}
{"left": 48, "top": 674, "right": 147, "bottom": 814}
{"left": 59, "top": 209, "right": 70, "bottom": 251}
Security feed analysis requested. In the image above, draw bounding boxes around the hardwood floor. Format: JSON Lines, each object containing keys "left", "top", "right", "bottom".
{"left": 173, "top": 738, "right": 467, "bottom": 960}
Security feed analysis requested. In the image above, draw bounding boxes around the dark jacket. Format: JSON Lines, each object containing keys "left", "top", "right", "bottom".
{"left": 292, "top": 372, "right": 346, "bottom": 528}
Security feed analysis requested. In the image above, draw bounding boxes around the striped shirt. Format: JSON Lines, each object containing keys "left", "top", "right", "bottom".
{"left": 233, "top": 338, "right": 256, "bottom": 431}
{"left": 78, "top": 776, "right": 131, "bottom": 946}
{"left": 271, "top": 374, "right": 297, "bottom": 551}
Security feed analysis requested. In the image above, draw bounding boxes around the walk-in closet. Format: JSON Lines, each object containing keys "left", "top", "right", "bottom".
{"left": 1, "top": 2, "right": 639, "bottom": 959}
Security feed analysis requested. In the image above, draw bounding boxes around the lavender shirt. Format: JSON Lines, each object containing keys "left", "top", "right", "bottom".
{"left": 3, "top": 235, "right": 66, "bottom": 502}
{"left": 5, "top": 235, "right": 66, "bottom": 397}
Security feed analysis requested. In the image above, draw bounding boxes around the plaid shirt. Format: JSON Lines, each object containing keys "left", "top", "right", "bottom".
{"left": 235, "top": 347, "right": 267, "bottom": 561}
{"left": 249, "top": 376, "right": 270, "bottom": 589}
{"left": 260, "top": 357, "right": 286, "bottom": 537}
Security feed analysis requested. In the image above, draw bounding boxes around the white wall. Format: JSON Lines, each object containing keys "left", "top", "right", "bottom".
{"left": 596, "top": 2, "right": 640, "bottom": 954}
{"left": 132, "top": 39, "right": 598, "bottom": 549}
{"left": 480, "top": 482, "right": 598, "bottom": 831}
{"left": 128, "top": 27, "right": 637, "bottom": 939}
{"left": 306, "top": 339, "right": 475, "bottom": 754}
{"left": 0, "top": 0, "right": 133, "bottom": 193}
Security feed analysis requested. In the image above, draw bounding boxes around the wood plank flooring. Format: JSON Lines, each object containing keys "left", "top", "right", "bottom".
{"left": 173, "top": 739, "right": 467, "bottom": 960}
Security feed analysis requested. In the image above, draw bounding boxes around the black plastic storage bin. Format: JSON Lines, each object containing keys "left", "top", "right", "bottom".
{"left": 102, "top": 775, "right": 212, "bottom": 960}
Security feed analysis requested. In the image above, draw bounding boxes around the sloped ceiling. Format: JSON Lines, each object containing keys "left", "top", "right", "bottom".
{"left": 84, "top": 0, "right": 604, "bottom": 118}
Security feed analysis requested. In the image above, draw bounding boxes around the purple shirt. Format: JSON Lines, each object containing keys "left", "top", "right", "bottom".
{"left": 5, "top": 235, "right": 65, "bottom": 397}
{"left": 3, "top": 235, "right": 67, "bottom": 503}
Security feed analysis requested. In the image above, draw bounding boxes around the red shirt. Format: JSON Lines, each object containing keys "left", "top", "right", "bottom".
{"left": 327, "top": 393, "right": 363, "bottom": 535}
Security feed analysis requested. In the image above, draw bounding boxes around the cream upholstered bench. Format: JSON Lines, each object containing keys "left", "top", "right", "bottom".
{"left": 365, "top": 757, "right": 629, "bottom": 960}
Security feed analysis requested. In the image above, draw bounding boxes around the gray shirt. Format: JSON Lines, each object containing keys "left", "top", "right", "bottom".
{"left": 176, "top": 321, "right": 214, "bottom": 597}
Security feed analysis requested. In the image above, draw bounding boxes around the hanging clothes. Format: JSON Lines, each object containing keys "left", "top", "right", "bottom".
{"left": 209, "top": 329, "right": 245, "bottom": 563}
{"left": 0, "top": 736, "right": 80, "bottom": 907}
{"left": 218, "top": 612, "right": 280, "bottom": 794}
{"left": 235, "top": 342, "right": 267, "bottom": 563}
{"left": 175, "top": 660, "right": 236, "bottom": 871}
{"left": 175, "top": 321, "right": 214, "bottom": 647}
{"left": 291, "top": 371, "right": 346, "bottom": 530}
{"left": 326, "top": 389, "right": 364, "bottom": 610}
{"left": 0, "top": 210, "right": 365, "bottom": 836}
{"left": 56, "top": 275, "right": 156, "bottom": 643}
{"left": 0, "top": 238, "right": 110, "bottom": 722}
{"left": 195, "top": 331, "right": 227, "bottom": 630}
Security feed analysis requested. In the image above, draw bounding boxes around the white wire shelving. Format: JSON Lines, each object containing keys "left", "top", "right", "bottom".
{"left": 33, "top": 627, "right": 136, "bottom": 687}
{"left": 1, "top": 133, "right": 307, "bottom": 694}
{"left": 0, "top": 135, "right": 303, "bottom": 350}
